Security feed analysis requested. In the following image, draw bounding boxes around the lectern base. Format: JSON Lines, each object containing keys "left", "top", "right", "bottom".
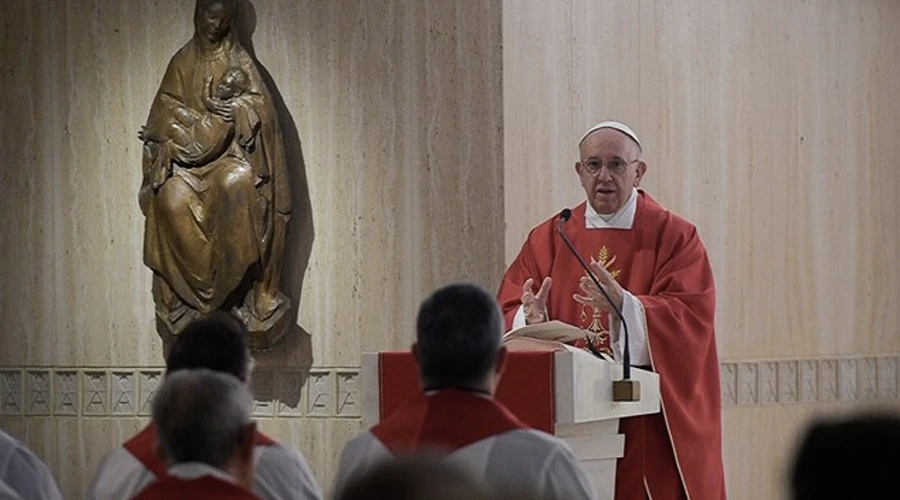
{"left": 556, "top": 420, "right": 623, "bottom": 500}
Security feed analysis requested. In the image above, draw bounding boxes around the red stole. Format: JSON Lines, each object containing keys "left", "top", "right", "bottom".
{"left": 131, "top": 475, "right": 260, "bottom": 500}
{"left": 123, "top": 424, "right": 276, "bottom": 478}
{"left": 372, "top": 388, "right": 528, "bottom": 454}
{"left": 498, "top": 191, "right": 726, "bottom": 500}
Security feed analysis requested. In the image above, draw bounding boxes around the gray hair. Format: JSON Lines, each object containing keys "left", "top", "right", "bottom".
{"left": 152, "top": 369, "right": 254, "bottom": 469}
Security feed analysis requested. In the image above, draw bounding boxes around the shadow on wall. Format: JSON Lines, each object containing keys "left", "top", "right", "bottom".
{"left": 238, "top": 0, "right": 316, "bottom": 408}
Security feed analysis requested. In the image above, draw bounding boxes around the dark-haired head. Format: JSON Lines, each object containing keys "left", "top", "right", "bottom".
{"left": 336, "top": 456, "right": 492, "bottom": 500}
{"left": 166, "top": 311, "right": 252, "bottom": 382}
{"left": 790, "top": 413, "right": 900, "bottom": 499}
{"left": 414, "top": 283, "right": 506, "bottom": 393}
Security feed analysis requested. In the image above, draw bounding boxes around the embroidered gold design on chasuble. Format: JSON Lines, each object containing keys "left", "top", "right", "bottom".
{"left": 578, "top": 245, "right": 621, "bottom": 351}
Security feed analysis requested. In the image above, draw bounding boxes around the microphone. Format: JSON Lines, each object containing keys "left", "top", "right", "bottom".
{"left": 557, "top": 208, "right": 640, "bottom": 402}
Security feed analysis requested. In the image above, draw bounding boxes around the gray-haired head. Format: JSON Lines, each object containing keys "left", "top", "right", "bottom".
{"left": 152, "top": 368, "right": 254, "bottom": 469}
{"left": 415, "top": 283, "right": 504, "bottom": 390}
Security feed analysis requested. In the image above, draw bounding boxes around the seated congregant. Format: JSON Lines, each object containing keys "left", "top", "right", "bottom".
{"left": 334, "top": 283, "right": 596, "bottom": 500}
{"left": 87, "top": 312, "right": 322, "bottom": 500}
{"left": 790, "top": 413, "right": 900, "bottom": 499}
{"left": 0, "top": 427, "right": 63, "bottom": 500}
{"left": 130, "top": 368, "right": 259, "bottom": 499}
{"left": 336, "top": 456, "right": 492, "bottom": 500}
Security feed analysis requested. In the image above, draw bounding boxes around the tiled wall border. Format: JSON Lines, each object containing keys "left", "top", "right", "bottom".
{"left": 2, "top": 355, "right": 897, "bottom": 417}
{"left": 720, "top": 355, "right": 898, "bottom": 407}
{"left": 0, "top": 367, "right": 361, "bottom": 419}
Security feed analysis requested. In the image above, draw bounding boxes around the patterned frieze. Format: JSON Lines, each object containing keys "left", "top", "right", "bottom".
{"left": 0, "top": 367, "right": 361, "bottom": 418}
{"left": 720, "top": 355, "right": 900, "bottom": 408}
{"left": 0, "top": 358, "right": 896, "bottom": 415}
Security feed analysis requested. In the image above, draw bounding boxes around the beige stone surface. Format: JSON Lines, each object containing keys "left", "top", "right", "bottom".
{"left": 722, "top": 400, "right": 900, "bottom": 500}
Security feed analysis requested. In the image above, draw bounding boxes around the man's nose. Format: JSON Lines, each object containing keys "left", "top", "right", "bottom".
{"left": 595, "top": 166, "right": 613, "bottom": 181}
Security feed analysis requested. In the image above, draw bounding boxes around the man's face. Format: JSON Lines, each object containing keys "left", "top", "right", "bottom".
{"left": 199, "top": 2, "right": 232, "bottom": 44}
{"left": 575, "top": 129, "right": 646, "bottom": 215}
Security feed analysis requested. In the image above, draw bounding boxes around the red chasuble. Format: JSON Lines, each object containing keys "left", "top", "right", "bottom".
{"left": 498, "top": 191, "right": 726, "bottom": 500}
{"left": 123, "top": 424, "right": 276, "bottom": 478}
{"left": 131, "top": 475, "right": 261, "bottom": 500}
{"left": 372, "top": 388, "right": 528, "bottom": 454}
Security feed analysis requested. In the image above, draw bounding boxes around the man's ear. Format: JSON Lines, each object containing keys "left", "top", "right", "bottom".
{"left": 232, "top": 422, "right": 257, "bottom": 490}
{"left": 411, "top": 343, "right": 419, "bottom": 363}
{"left": 494, "top": 346, "right": 509, "bottom": 376}
{"left": 634, "top": 160, "right": 647, "bottom": 187}
{"left": 238, "top": 422, "right": 256, "bottom": 461}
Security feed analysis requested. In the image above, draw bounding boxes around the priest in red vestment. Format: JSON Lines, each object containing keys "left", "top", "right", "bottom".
{"left": 498, "top": 121, "right": 726, "bottom": 500}
{"left": 131, "top": 369, "right": 260, "bottom": 500}
{"left": 88, "top": 312, "right": 322, "bottom": 500}
{"left": 335, "top": 284, "right": 596, "bottom": 500}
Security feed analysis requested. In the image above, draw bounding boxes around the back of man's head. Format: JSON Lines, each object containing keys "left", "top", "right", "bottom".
{"left": 415, "top": 283, "right": 503, "bottom": 389}
{"left": 336, "top": 457, "right": 492, "bottom": 500}
{"left": 791, "top": 413, "right": 900, "bottom": 499}
{"left": 166, "top": 311, "right": 251, "bottom": 381}
{"left": 152, "top": 368, "right": 254, "bottom": 470}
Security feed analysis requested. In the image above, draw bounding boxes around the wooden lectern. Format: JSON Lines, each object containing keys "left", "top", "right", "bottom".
{"left": 360, "top": 338, "right": 660, "bottom": 500}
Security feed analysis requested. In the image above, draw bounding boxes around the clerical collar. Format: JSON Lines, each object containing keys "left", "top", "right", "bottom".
{"left": 584, "top": 188, "right": 638, "bottom": 229}
{"left": 423, "top": 386, "right": 493, "bottom": 398}
{"left": 168, "top": 462, "right": 237, "bottom": 484}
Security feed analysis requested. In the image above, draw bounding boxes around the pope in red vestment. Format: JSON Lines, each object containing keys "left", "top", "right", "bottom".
{"left": 498, "top": 121, "right": 726, "bottom": 500}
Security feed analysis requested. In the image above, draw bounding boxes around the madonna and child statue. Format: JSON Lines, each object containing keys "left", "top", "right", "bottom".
{"left": 139, "top": 0, "right": 292, "bottom": 349}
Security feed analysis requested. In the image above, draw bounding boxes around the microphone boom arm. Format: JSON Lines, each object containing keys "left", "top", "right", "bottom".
{"left": 556, "top": 208, "right": 640, "bottom": 401}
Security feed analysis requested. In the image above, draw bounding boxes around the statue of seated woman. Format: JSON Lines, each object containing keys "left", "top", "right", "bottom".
{"left": 139, "top": 0, "right": 292, "bottom": 349}
{"left": 141, "top": 67, "right": 268, "bottom": 191}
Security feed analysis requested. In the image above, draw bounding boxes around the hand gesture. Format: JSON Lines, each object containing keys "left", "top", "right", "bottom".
{"left": 573, "top": 261, "right": 624, "bottom": 314}
{"left": 137, "top": 125, "right": 149, "bottom": 143}
{"left": 521, "top": 277, "right": 552, "bottom": 324}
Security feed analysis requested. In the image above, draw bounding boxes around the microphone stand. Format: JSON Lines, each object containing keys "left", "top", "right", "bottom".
{"left": 557, "top": 209, "right": 640, "bottom": 402}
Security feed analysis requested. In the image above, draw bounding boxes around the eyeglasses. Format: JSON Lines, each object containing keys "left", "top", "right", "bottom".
{"left": 580, "top": 158, "right": 640, "bottom": 175}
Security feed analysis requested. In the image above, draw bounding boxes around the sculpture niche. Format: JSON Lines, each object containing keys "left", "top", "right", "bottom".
{"left": 139, "top": 0, "right": 292, "bottom": 349}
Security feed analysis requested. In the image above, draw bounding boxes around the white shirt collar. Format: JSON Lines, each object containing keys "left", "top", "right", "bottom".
{"left": 584, "top": 188, "right": 638, "bottom": 229}
{"left": 167, "top": 462, "right": 238, "bottom": 485}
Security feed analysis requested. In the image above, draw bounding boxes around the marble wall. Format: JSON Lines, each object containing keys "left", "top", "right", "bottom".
{"left": 503, "top": 0, "right": 900, "bottom": 498}
{"left": 0, "top": 0, "right": 503, "bottom": 497}
{"left": 2, "top": 0, "right": 900, "bottom": 499}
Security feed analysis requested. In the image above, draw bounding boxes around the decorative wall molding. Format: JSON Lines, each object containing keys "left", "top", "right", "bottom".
{"left": 720, "top": 355, "right": 900, "bottom": 408}
{"left": 2, "top": 356, "right": 896, "bottom": 417}
{"left": 0, "top": 367, "right": 361, "bottom": 419}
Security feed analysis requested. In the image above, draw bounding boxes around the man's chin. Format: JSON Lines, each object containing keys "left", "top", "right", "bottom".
{"left": 591, "top": 199, "right": 619, "bottom": 215}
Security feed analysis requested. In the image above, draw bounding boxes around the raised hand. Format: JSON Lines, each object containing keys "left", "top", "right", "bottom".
{"left": 522, "top": 277, "right": 552, "bottom": 324}
{"left": 573, "top": 261, "right": 624, "bottom": 313}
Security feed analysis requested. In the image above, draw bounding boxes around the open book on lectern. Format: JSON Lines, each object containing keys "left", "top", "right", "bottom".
{"left": 503, "top": 320, "right": 585, "bottom": 343}
{"left": 502, "top": 320, "right": 615, "bottom": 361}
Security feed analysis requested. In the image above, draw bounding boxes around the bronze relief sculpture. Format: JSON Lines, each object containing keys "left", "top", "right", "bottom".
{"left": 139, "top": 0, "right": 292, "bottom": 349}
